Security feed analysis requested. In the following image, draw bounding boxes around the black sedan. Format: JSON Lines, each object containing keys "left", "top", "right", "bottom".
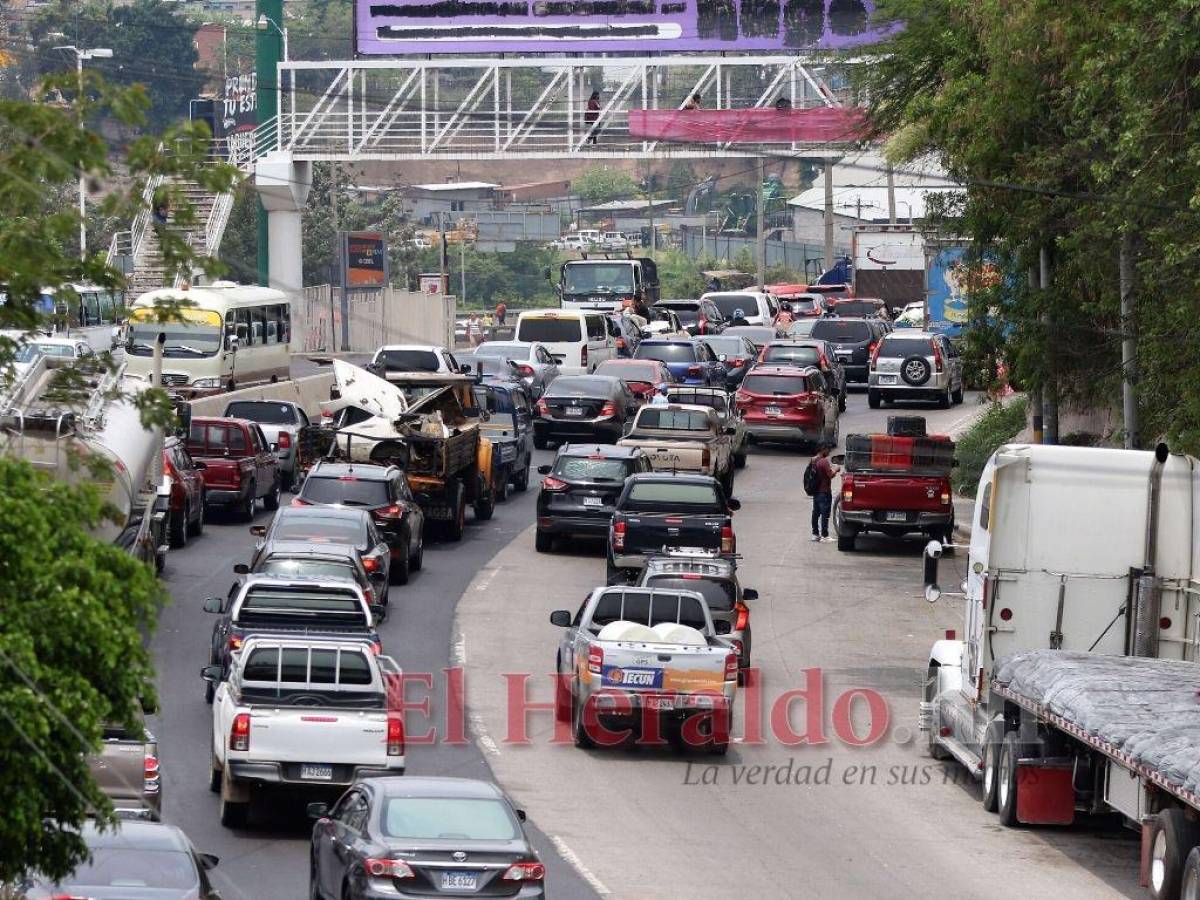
{"left": 535, "top": 443, "right": 652, "bottom": 551}
{"left": 309, "top": 776, "right": 546, "bottom": 899}
{"left": 533, "top": 375, "right": 638, "bottom": 448}
{"left": 700, "top": 334, "right": 760, "bottom": 390}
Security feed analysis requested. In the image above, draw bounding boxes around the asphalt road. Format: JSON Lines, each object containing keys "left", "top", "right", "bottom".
{"left": 456, "top": 391, "right": 1144, "bottom": 900}
{"left": 148, "top": 463, "right": 599, "bottom": 899}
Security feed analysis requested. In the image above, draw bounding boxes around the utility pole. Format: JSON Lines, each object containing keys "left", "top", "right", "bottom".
{"left": 755, "top": 157, "right": 766, "bottom": 289}
{"left": 255, "top": 0, "right": 283, "bottom": 285}
{"left": 1120, "top": 231, "right": 1138, "bottom": 449}
{"left": 460, "top": 238, "right": 467, "bottom": 307}
{"left": 1041, "top": 245, "right": 1058, "bottom": 445}
{"left": 886, "top": 164, "right": 897, "bottom": 225}
{"left": 1029, "top": 263, "right": 1043, "bottom": 443}
{"left": 822, "top": 159, "right": 834, "bottom": 274}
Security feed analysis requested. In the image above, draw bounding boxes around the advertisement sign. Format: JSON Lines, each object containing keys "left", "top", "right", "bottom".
{"left": 927, "top": 245, "right": 1000, "bottom": 336}
{"left": 343, "top": 232, "right": 388, "bottom": 288}
{"left": 355, "top": 0, "right": 894, "bottom": 55}
{"left": 217, "top": 72, "right": 257, "bottom": 160}
{"left": 628, "top": 107, "right": 866, "bottom": 145}
{"left": 419, "top": 273, "right": 448, "bottom": 294}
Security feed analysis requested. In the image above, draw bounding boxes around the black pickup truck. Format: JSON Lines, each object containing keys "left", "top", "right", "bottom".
{"left": 201, "top": 575, "right": 384, "bottom": 703}
{"left": 606, "top": 472, "right": 740, "bottom": 584}
{"left": 474, "top": 379, "right": 536, "bottom": 497}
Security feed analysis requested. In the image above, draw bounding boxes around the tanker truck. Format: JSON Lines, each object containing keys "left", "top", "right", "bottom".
{"left": 0, "top": 351, "right": 169, "bottom": 567}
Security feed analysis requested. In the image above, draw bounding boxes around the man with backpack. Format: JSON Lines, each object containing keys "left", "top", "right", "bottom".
{"left": 804, "top": 441, "right": 839, "bottom": 542}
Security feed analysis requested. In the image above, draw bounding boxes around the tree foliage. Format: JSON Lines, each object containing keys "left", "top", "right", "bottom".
{"left": 858, "top": 0, "right": 1200, "bottom": 449}
{"left": 573, "top": 166, "right": 638, "bottom": 206}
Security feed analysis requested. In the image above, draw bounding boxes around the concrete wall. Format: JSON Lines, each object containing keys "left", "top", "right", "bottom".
{"left": 296, "top": 285, "right": 456, "bottom": 355}
{"left": 188, "top": 373, "right": 335, "bottom": 418}
{"left": 791, "top": 205, "right": 862, "bottom": 247}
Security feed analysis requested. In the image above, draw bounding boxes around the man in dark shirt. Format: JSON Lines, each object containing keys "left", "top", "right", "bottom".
{"left": 811, "top": 441, "right": 839, "bottom": 542}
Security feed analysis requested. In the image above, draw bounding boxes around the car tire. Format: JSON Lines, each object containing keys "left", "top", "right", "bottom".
{"left": 238, "top": 483, "right": 256, "bottom": 522}
{"left": 474, "top": 471, "right": 496, "bottom": 522}
{"left": 838, "top": 392, "right": 847, "bottom": 412}
{"left": 391, "top": 537, "right": 410, "bottom": 585}
{"left": 168, "top": 504, "right": 188, "bottom": 549}
{"left": 445, "top": 481, "right": 467, "bottom": 542}
{"left": 981, "top": 720, "right": 1004, "bottom": 812}
{"left": 997, "top": 731, "right": 1037, "bottom": 827}
{"left": 204, "top": 677, "right": 215, "bottom": 705}
{"left": 605, "top": 557, "right": 625, "bottom": 585}
{"left": 496, "top": 467, "right": 510, "bottom": 503}
{"left": 533, "top": 431, "right": 548, "bottom": 450}
{"left": 513, "top": 461, "right": 531, "bottom": 492}
{"left": 189, "top": 492, "right": 205, "bottom": 537}
{"left": 219, "top": 793, "right": 249, "bottom": 829}
{"left": 952, "top": 383, "right": 964, "bottom": 405}
{"left": 209, "top": 753, "right": 222, "bottom": 793}
{"left": 1180, "top": 845, "right": 1200, "bottom": 900}
{"left": 837, "top": 531, "right": 856, "bottom": 551}
{"left": 411, "top": 533, "right": 424, "bottom": 571}
{"left": 1149, "top": 808, "right": 1200, "bottom": 900}
{"left": 733, "top": 451, "right": 747, "bottom": 470}
{"left": 309, "top": 860, "right": 324, "bottom": 900}
{"left": 901, "top": 355, "right": 932, "bottom": 387}
{"left": 938, "top": 385, "right": 952, "bottom": 409}
{"left": 535, "top": 529, "right": 553, "bottom": 553}
{"left": 263, "top": 474, "right": 281, "bottom": 511}
{"left": 867, "top": 389, "right": 881, "bottom": 409}
{"left": 572, "top": 695, "right": 596, "bottom": 750}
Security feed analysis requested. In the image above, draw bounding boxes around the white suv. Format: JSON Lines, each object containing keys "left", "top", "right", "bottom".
{"left": 699, "top": 290, "right": 779, "bottom": 327}
{"left": 868, "top": 332, "right": 965, "bottom": 409}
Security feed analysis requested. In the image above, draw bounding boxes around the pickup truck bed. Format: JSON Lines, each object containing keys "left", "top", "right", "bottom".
{"left": 618, "top": 404, "right": 734, "bottom": 492}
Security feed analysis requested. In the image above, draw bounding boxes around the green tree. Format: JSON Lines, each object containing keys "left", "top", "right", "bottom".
{"left": 573, "top": 166, "right": 638, "bottom": 206}
{"left": 665, "top": 161, "right": 699, "bottom": 204}
{"left": 656, "top": 249, "right": 707, "bottom": 299}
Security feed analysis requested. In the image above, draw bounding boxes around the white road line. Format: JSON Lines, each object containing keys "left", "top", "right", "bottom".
{"left": 474, "top": 565, "right": 503, "bottom": 592}
{"left": 469, "top": 713, "right": 500, "bottom": 756}
{"left": 549, "top": 834, "right": 611, "bottom": 896}
{"left": 451, "top": 632, "right": 467, "bottom": 666}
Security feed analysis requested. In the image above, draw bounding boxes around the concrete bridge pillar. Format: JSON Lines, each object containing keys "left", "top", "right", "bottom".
{"left": 254, "top": 151, "right": 312, "bottom": 299}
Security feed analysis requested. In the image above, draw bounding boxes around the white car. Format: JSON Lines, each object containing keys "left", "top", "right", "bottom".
{"left": 602, "top": 232, "right": 630, "bottom": 251}
{"left": 699, "top": 290, "right": 780, "bottom": 327}
{"left": 469, "top": 340, "right": 561, "bottom": 397}
{"left": 369, "top": 344, "right": 464, "bottom": 377}
{"left": 11, "top": 335, "right": 95, "bottom": 379}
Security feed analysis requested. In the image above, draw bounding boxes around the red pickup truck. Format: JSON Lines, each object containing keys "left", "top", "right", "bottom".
{"left": 832, "top": 430, "right": 955, "bottom": 551}
{"left": 187, "top": 416, "right": 281, "bottom": 521}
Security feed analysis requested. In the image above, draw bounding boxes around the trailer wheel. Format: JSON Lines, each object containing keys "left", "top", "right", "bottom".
{"left": 1179, "top": 845, "right": 1200, "bottom": 900}
{"left": 445, "top": 482, "right": 467, "bottom": 542}
{"left": 1149, "top": 807, "right": 1200, "bottom": 900}
{"left": 474, "top": 473, "right": 496, "bottom": 522}
{"left": 997, "top": 731, "right": 1035, "bottom": 827}
{"left": 981, "top": 721, "right": 1004, "bottom": 812}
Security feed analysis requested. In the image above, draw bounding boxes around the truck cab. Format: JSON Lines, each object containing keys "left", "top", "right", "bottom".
{"left": 553, "top": 257, "right": 660, "bottom": 312}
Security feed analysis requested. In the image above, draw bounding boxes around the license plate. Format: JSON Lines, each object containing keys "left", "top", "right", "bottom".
{"left": 878, "top": 375, "right": 897, "bottom": 384}
{"left": 440, "top": 872, "right": 479, "bottom": 891}
{"left": 300, "top": 764, "right": 333, "bottom": 781}
{"left": 886, "top": 511, "right": 907, "bottom": 522}
{"left": 583, "top": 496, "right": 603, "bottom": 507}
{"left": 765, "top": 405, "right": 782, "bottom": 416}
{"left": 565, "top": 407, "right": 586, "bottom": 416}
{"left": 646, "top": 696, "right": 675, "bottom": 711}
{"left": 835, "top": 350, "right": 853, "bottom": 356}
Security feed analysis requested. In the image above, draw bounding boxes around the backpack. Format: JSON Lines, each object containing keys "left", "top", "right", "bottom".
{"left": 803, "top": 460, "right": 819, "bottom": 496}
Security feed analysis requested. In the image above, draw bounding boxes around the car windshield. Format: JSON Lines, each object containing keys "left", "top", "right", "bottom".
{"left": 242, "top": 586, "right": 361, "bottom": 613}
{"left": 812, "top": 320, "right": 872, "bottom": 342}
{"left": 706, "top": 294, "right": 757, "bottom": 318}
{"left": 259, "top": 558, "right": 357, "bottom": 582}
{"left": 517, "top": 317, "right": 584, "bottom": 343}
{"left": 224, "top": 401, "right": 299, "bottom": 425}
{"left": 742, "top": 374, "right": 808, "bottom": 395}
{"left": 787, "top": 320, "right": 819, "bottom": 337}
{"left": 55, "top": 848, "right": 199, "bottom": 891}
{"left": 563, "top": 262, "right": 635, "bottom": 294}
{"left": 702, "top": 338, "right": 747, "bottom": 357}
{"left": 545, "top": 377, "right": 613, "bottom": 398}
{"left": 643, "top": 575, "right": 736, "bottom": 611}
{"left": 833, "top": 302, "right": 882, "bottom": 317}
{"left": 763, "top": 345, "right": 821, "bottom": 366}
{"left": 625, "top": 481, "right": 722, "bottom": 510}
{"left": 375, "top": 349, "right": 440, "bottom": 372}
{"left": 382, "top": 798, "right": 520, "bottom": 841}
{"left": 635, "top": 408, "right": 710, "bottom": 431}
{"left": 660, "top": 305, "right": 700, "bottom": 325}
{"left": 790, "top": 297, "right": 819, "bottom": 311}
{"left": 595, "top": 361, "right": 659, "bottom": 382}
{"left": 15, "top": 342, "right": 75, "bottom": 361}
{"left": 301, "top": 475, "right": 390, "bottom": 507}
{"left": 879, "top": 338, "right": 935, "bottom": 358}
{"left": 635, "top": 343, "right": 695, "bottom": 363}
{"left": 667, "top": 389, "right": 727, "bottom": 411}
{"left": 555, "top": 456, "right": 632, "bottom": 481}
{"left": 127, "top": 308, "right": 221, "bottom": 357}
{"left": 273, "top": 515, "right": 368, "bottom": 546}
{"left": 187, "top": 423, "right": 247, "bottom": 456}
{"left": 591, "top": 591, "right": 709, "bottom": 629}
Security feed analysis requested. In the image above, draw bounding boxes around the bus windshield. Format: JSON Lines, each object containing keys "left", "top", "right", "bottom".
{"left": 126, "top": 308, "right": 222, "bottom": 358}
{"left": 563, "top": 263, "right": 635, "bottom": 295}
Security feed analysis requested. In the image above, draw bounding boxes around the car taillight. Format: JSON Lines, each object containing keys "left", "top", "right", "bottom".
{"left": 734, "top": 602, "right": 749, "bottom": 631}
{"left": 290, "top": 497, "right": 311, "bottom": 507}
{"left": 228, "top": 635, "right": 243, "bottom": 651}
{"left": 941, "top": 491, "right": 951, "bottom": 505}
{"left": 229, "top": 713, "right": 250, "bottom": 751}
{"left": 932, "top": 343, "right": 944, "bottom": 373}
{"left": 843, "top": 484, "right": 854, "bottom": 502}
{"left": 374, "top": 504, "right": 404, "bottom": 520}
{"left": 277, "top": 432, "right": 292, "bottom": 449}
{"left": 701, "top": 447, "right": 711, "bottom": 468}
{"left": 364, "top": 586, "right": 374, "bottom": 603}
{"left": 612, "top": 519, "right": 626, "bottom": 550}
{"left": 363, "top": 556, "right": 381, "bottom": 573}
{"left": 687, "top": 365, "right": 702, "bottom": 377}
{"left": 365, "top": 858, "right": 415, "bottom": 880}
{"left": 729, "top": 638, "right": 744, "bottom": 660}
{"left": 724, "top": 652, "right": 738, "bottom": 681}
{"left": 793, "top": 393, "right": 819, "bottom": 409}
{"left": 542, "top": 475, "right": 568, "bottom": 491}
{"left": 503, "top": 862, "right": 546, "bottom": 882}
{"left": 698, "top": 315, "right": 708, "bottom": 334}
{"left": 598, "top": 401, "right": 617, "bottom": 417}
{"left": 386, "top": 716, "right": 404, "bottom": 756}
{"left": 515, "top": 364, "right": 534, "bottom": 377}
{"left": 581, "top": 344, "right": 588, "bottom": 367}
{"left": 536, "top": 398, "right": 550, "bottom": 417}
{"left": 616, "top": 337, "right": 626, "bottom": 350}
{"left": 143, "top": 751, "right": 160, "bottom": 794}
{"left": 721, "top": 523, "right": 735, "bottom": 554}
{"left": 587, "top": 644, "right": 603, "bottom": 674}
{"left": 734, "top": 391, "right": 751, "bottom": 406}
{"left": 732, "top": 357, "right": 746, "bottom": 367}
{"left": 868, "top": 341, "right": 880, "bottom": 368}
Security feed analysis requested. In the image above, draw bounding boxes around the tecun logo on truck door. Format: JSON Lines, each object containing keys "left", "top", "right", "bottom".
{"left": 866, "top": 245, "right": 899, "bottom": 268}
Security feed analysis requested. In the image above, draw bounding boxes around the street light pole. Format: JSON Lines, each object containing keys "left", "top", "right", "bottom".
{"left": 52, "top": 42, "right": 112, "bottom": 260}
{"left": 257, "top": 15, "right": 289, "bottom": 62}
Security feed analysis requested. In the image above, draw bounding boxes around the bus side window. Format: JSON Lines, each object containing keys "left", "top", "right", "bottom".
{"left": 266, "top": 306, "right": 279, "bottom": 344}
{"left": 235, "top": 308, "right": 253, "bottom": 345}
{"left": 278, "top": 303, "right": 290, "bottom": 345}
{"left": 254, "top": 306, "right": 269, "bottom": 345}
{"left": 979, "top": 481, "right": 992, "bottom": 532}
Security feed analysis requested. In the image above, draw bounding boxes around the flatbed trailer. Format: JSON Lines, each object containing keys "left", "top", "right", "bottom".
{"left": 985, "top": 649, "right": 1200, "bottom": 900}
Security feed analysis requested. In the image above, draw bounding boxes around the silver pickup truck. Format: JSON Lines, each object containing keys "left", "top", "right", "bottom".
{"left": 550, "top": 586, "right": 737, "bottom": 754}
{"left": 617, "top": 403, "right": 736, "bottom": 494}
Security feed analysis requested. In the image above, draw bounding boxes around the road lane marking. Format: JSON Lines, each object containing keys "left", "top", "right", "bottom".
{"left": 452, "top": 631, "right": 467, "bottom": 666}
{"left": 549, "top": 834, "right": 611, "bottom": 896}
{"left": 474, "top": 565, "right": 503, "bottom": 592}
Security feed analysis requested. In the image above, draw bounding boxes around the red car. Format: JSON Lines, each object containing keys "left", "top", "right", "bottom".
{"left": 734, "top": 364, "right": 839, "bottom": 448}
{"left": 186, "top": 417, "right": 281, "bottom": 521}
{"left": 592, "top": 358, "right": 675, "bottom": 403}
{"left": 163, "top": 436, "right": 206, "bottom": 548}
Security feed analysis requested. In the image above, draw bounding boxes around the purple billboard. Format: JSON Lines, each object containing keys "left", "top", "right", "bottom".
{"left": 355, "top": 0, "right": 892, "bottom": 55}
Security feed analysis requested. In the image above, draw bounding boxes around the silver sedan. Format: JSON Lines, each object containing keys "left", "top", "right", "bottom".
{"left": 469, "top": 340, "right": 560, "bottom": 398}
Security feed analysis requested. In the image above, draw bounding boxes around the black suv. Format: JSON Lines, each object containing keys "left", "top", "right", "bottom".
{"left": 295, "top": 462, "right": 426, "bottom": 584}
{"left": 535, "top": 444, "right": 652, "bottom": 552}
{"left": 810, "top": 317, "right": 888, "bottom": 386}
{"left": 654, "top": 299, "right": 727, "bottom": 336}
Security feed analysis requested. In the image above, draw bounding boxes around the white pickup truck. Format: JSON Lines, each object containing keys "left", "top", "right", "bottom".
{"left": 204, "top": 636, "right": 404, "bottom": 828}
{"left": 617, "top": 403, "right": 736, "bottom": 494}
{"left": 550, "top": 586, "right": 737, "bottom": 755}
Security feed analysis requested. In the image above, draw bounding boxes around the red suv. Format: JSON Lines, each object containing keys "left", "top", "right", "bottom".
{"left": 186, "top": 417, "right": 281, "bottom": 521}
{"left": 735, "top": 364, "right": 839, "bottom": 448}
{"left": 163, "top": 436, "right": 206, "bottom": 548}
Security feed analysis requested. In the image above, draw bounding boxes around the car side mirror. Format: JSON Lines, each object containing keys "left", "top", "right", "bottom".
{"left": 225, "top": 335, "right": 238, "bottom": 353}
{"left": 460, "top": 364, "right": 472, "bottom": 375}
{"left": 269, "top": 442, "right": 278, "bottom": 453}
{"left": 549, "top": 610, "right": 572, "bottom": 627}
{"left": 233, "top": 563, "right": 249, "bottom": 575}
{"left": 515, "top": 809, "right": 527, "bottom": 822}
{"left": 781, "top": 301, "right": 793, "bottom": 313}
{"left": 202, "top": 597, "right": 222, "bottom": 613}
{"left": 200, "top": 665, "right": 222, "bottom": 683}
{"left": 307, "top": 802, "right": 330, "bottom": 820}
{"left": 199, "top": 853, "right": 220, "bottom": 871}
{"left": 249, "top": 525, "right": 267, "bottom": 537}
{"left": 193, "top": 460, "right": 207, "bottom": 470}
{"left": 742, "top": 588, "right": 759, "bottom": 602}
{"left": 714, "top": 620, "right": 732, "bottom": 635}
{"left": 924, "top": 540, "right": 942, "bottom": 602}
{"left": 537, "top": 465, "right": 552, "bottom": 475}
{"left": 727, "top": 498, "right": 741, "bottom": 511}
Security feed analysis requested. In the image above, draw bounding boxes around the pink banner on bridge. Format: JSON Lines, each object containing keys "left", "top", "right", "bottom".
{"left": 627, "top": 107, "right": 868, "bottom": 145}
